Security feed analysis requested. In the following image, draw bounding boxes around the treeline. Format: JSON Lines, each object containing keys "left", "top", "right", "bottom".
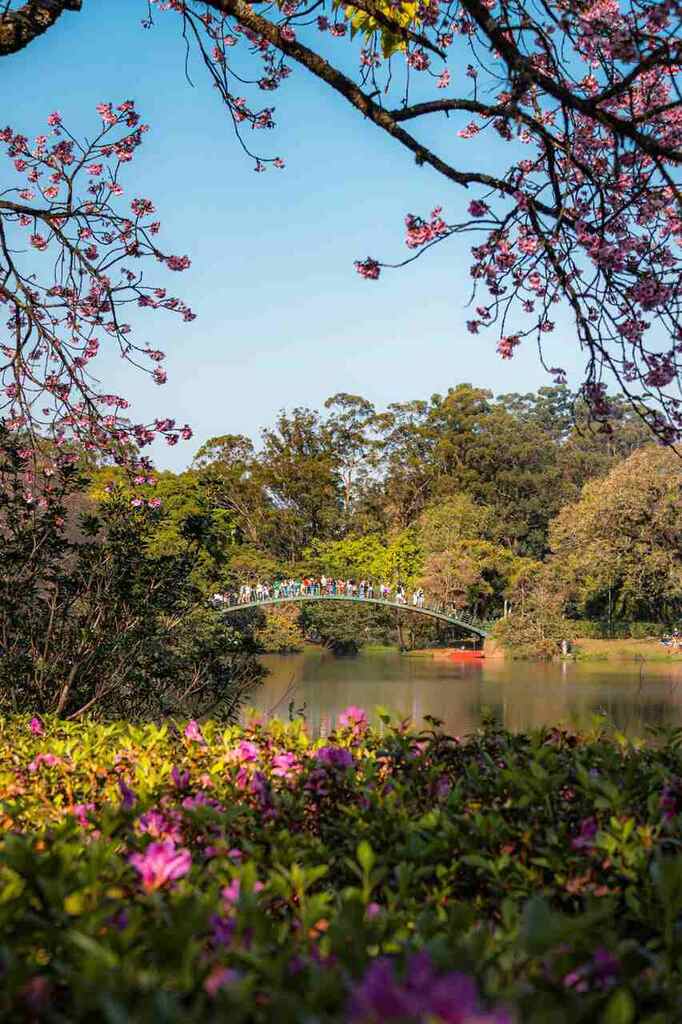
{"left": 3, "top": 384, "right": 680, "bottom": 702}
{"left": 88, "top": 384, "right": 682, "bottom": 653}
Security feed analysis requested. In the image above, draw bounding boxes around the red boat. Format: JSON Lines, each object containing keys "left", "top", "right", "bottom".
{"left": 447, "top": 649, "right": 485, "bottom": 660}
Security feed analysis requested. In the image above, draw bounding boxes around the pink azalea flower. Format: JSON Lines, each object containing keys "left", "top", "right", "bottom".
{"left": 271, "top": 751, "right": 300, "bottom": 778}
{"left": 129, "top": 840, "right": 191, "bottom": 891}
{"left": 28, "top": 753, "right": 60, "bottom": 772}
{"left": 222, "top": 878, "right": 265, "bottom": 905}
{"left": 338, "top": 706, "right": 369, "bottom": 731}
{"left": 183, "top": 719, "right": 204, "bottom": 744}
{"left": 229, "top": 740, "right": 259, "bottom": 764}
{"left": 204, "top": 966, "right": 239, "bottom": 998}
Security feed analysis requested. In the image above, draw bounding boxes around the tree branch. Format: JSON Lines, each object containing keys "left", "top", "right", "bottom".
{"left": 204, "top": 0, "right": 561, "bottom": 216}
{"left": 0, "top": 0, "right": 81, "bottom": 57}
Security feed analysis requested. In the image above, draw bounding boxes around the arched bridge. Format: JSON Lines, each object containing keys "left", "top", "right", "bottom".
{"left": 220, "top": 594, "right": 489, "bottom": 638}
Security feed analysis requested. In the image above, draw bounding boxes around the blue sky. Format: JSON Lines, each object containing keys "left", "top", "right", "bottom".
{"left": 4, "top": 0, "right": 586, "bottom": 469}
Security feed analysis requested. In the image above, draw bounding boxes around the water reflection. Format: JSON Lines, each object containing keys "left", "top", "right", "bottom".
{"left": 244, "top": 648, "right": 682, "bottom": 738}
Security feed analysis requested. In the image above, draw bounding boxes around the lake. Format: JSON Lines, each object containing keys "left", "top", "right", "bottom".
{"left": 244, "top": 646, "right": 682, "bottom": 738}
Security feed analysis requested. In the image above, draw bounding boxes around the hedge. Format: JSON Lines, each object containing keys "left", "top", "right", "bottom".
{"left": 2, "top": 712, "right": 682, "bottom": 1022}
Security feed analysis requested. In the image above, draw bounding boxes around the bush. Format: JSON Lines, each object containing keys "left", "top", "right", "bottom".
{"left": 3, "top": 714, "right": 682, "bottom": 1021}
{"left": 570, "top": 621, "right": 672, "bottom": 640}
{"left": 0, "top": 434, "right": 261, "bottom": 719}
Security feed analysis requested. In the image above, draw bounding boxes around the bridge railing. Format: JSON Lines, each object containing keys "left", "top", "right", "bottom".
{"left": 214, "top": 591, "right": 491, "bottom": 636}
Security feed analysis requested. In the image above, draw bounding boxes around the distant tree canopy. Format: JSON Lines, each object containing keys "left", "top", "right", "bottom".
{"left": 81, "top": 382, "right": 670, "bottom": 627}
{"left": 548, "top": 446, "right": 682, "bottom": 623}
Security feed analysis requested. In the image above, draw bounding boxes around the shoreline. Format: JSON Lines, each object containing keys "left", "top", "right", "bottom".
{"left": 406, "top": 638, "right": 682, "bottom": 662}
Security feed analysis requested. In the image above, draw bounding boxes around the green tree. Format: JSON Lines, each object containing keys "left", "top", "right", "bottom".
{"left": 548, "top": 446, "right": 682, "bottom": 622}
{"left": 258, "top": 408, "right": 343, "bottom": 559}
{"left": 0, "top": 434, "right": 260, "bottom": 719}
{"left": 418, "top": 495, "right": 527, "bottom": 617}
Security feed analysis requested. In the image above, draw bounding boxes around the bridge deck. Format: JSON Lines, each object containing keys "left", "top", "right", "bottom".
{"left": 219, "top": 594, "right": 488, "bottom": 638}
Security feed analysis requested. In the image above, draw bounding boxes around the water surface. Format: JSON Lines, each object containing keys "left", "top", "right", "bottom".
{"left": 244, "top": 647, "right": 682, "bottom": 738}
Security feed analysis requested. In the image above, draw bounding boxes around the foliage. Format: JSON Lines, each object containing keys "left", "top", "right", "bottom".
{"left": 0, "top": 433, "right": 261, "bottom": 718}
{"left": 253, "top": 605, "right": 304, "bottom": 653}
{"left": 4, "top": 714, "right": 682, "bottom": 1020}
{"left": 418, "top": 495, "right": 531, "bottom": 617}
{"left": 494, "top": 564, "right": 573, "bottom": 659}
{"left": 300, "top": 602, "right": 392, "bottom": 655}
{"left": 548, "top": 447, "right": 682, "bottom": 623}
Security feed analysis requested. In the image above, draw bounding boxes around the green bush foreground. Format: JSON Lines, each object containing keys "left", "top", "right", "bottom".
{"left": 2, "top": 713, "right": 682, "bottom": 1023}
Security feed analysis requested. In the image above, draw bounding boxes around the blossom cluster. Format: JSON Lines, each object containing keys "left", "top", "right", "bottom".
{"left": 0, "top": 102, "right": 194, "bottom": 467}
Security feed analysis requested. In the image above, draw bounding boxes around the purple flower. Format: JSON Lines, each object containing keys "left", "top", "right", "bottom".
{"left": 349, "top": 952, "right": 511, "bottom": 1023}
{"left": 118, "top": 778, "right": 136, "bottom": 809}
{"left": 129, "top": 840, "right": 191, "bottom": 892}
{"left": 315, "top": 746, "right": 354, "bottom": 770}
{"left": 661, "top": 781, "right": 679, "bottom": 821}
{"left": 29, "top": 716, "right": 44, "bottom": 735}
{"left": 435, "top": 776, "right": 452, "bottom": 801}
{"left": 171, "top": 765, "right": 190, "bottom": 789}
{"left": 571, "top": 816, "right": 598, "bottom": 850}
{"left": 210, "top": 913, "right": 236, "bottom": 946}
{"left": 183, "top": 719, "right": 204, "bottom": 744}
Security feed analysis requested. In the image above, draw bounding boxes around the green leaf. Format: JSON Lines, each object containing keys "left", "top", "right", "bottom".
{"left": 357, "top": 840, "right": 375, "bottom": 874}
{"left": 602, "top": 988, "right": 635, "bottom": 1024}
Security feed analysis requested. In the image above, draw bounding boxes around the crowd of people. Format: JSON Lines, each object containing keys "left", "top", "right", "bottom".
{"left": 211, "top": 577, "right": 427, "bottom": 609}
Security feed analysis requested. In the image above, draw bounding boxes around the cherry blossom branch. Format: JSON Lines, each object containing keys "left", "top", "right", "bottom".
{"left": 0, "top": 102, "right": 195, "bottom": 465}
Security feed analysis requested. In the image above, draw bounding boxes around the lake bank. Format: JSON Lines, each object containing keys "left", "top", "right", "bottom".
{"left": 406, "top": 637, "right": 682, "bottom": 662}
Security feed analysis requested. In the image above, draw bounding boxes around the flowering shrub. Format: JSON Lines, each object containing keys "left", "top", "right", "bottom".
{"left": 2, "top": 713, "right": 682, "bottom": 1020}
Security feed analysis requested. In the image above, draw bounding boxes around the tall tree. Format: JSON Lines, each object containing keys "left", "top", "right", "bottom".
{"left": 548, "top": 446, "right": 682, "bottom": 622}
{"left": 259, "top": 407, "right": 342, "bottom": 559}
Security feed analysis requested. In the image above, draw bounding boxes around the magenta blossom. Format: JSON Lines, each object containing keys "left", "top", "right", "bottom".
{"left": 129, "top": 840, "right": 191, "bottom": 892}
{"left": 229, "top": 740, "right": 259, "bottom": 765}
{"left": 70, "top": 803, "right": 96, "bottom": 829}
{"left": 338, "top": 705, "right": 369, "bottom": 733}
{"left": 222, "top": 877, "right": 265, "bottom": 905}
{"left": 183, "top": 719, "right": 205, "bottom": 744}
{"left": 28, "top": 753, "right": 60, "bottom": 772}
{"left": 29, "top": 716, "right": 44, "bottom": 735}
{"left": 204, "top": 966, "right": 240, "bottom": 998}
{"left": 271, "top": 751, "right": 301, "bottom": 779}
{"left": 315, "top": 746, "right": 354, "bottom": 770}
{"left": 136, "top": 808, "right": 183, "bottom": 844}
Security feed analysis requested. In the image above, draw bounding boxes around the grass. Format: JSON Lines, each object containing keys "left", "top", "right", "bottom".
{"left": 572, "top": 637, "right": 682, "bottom": 662}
